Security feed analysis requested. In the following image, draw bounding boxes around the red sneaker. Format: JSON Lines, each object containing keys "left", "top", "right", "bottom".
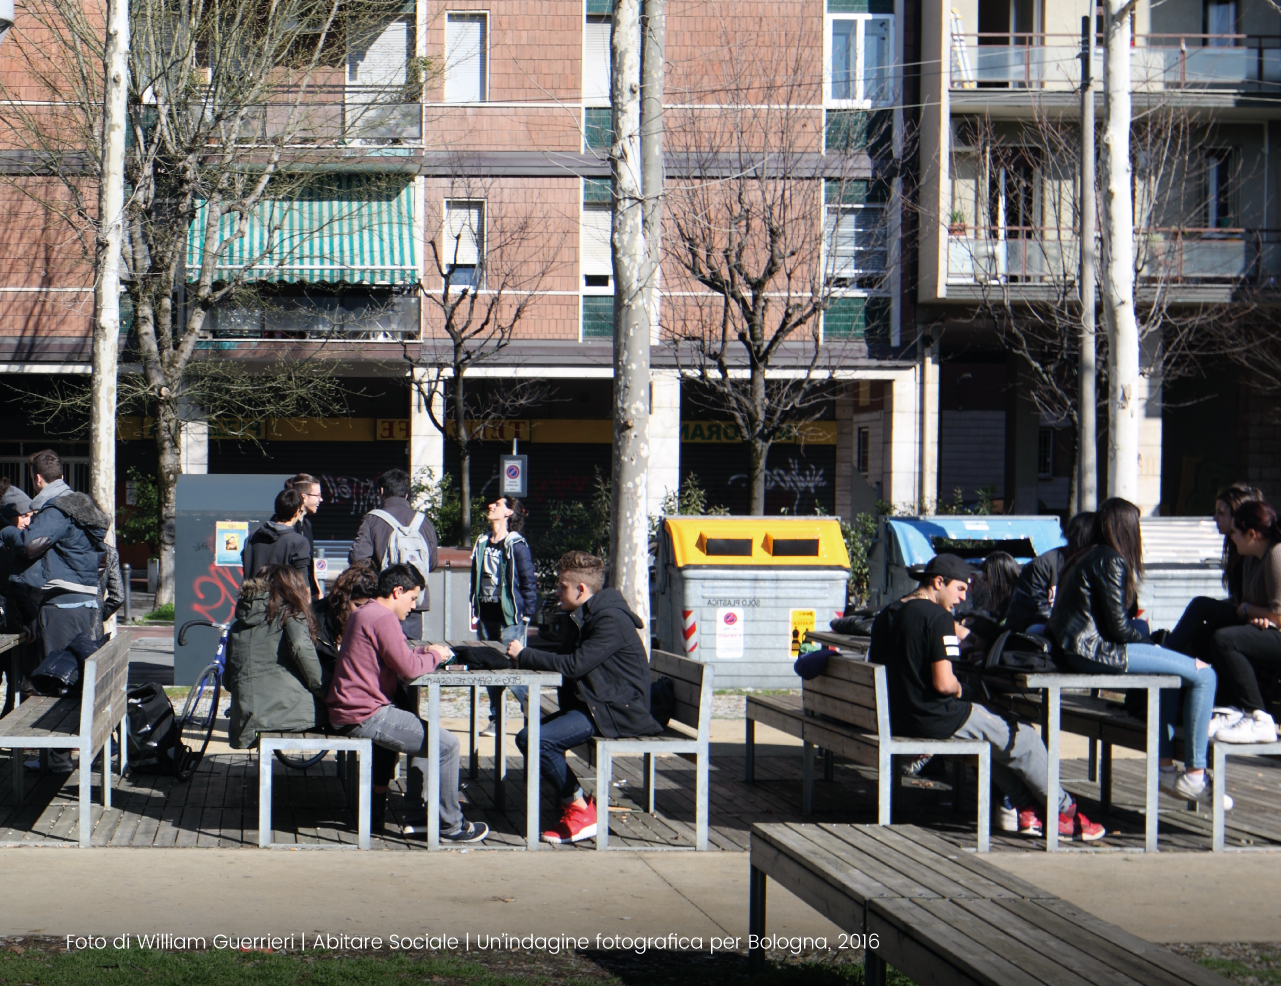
{"left": 541, "top": 797, "right": 598, "bottom": 844}
{"left": 1017, "top": 808, "right": 1043, "bottom": 837}
{"left": 1060, "top": 804, "right": 1106, "bottom": 842}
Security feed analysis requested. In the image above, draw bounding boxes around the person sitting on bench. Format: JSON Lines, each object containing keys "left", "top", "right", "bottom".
{"left": 328, "top": 563, "right": 488, "bottom": 843}
{"left": 872, "top": 552, "right": 1106, "bottom": 842}
{"left": 1005, "top": 511, "right": 1095, "bottom": 635}
{"left": 505, "top": 550, "right": 662, "bottom": 844}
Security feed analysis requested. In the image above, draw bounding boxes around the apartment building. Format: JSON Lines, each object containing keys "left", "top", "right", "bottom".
{"left": 919, "top": 0, "right": 1281, "bottom": 515}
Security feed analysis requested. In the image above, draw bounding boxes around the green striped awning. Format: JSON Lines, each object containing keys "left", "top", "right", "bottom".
{"left": 186, "top": 176, "right": 417, "bottom": 286}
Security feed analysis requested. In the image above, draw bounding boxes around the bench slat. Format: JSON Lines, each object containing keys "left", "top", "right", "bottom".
{"left": 849, "top": 825, "right": 1029, "bottom": 900}
{"left": 746, "top": 695, "right": 804, "bottom": 736}
{"left": 885, "top": 826, "right": 1056, "bottom": 900}
{"left": 801, "top": 718, "right": 880, "bottom": 767}
{"left": 805, "top": 673, "right": 878, "bottom": 711}
{"left": 0, "top": 699, "right": 80, "bottom": 738}
{"left": 816, "top": 824, "right": 981, "bottom": 901}
{"left": 803, "top": 691, "right": 878, "bottom": 732}
{"left": 651, "top": 650, "right": 706, "bottom": 687}
{"left": 753, "top": 824, "right": 901, "bottom": 902}
{"left": 749, "top": 839, "right": 867, "bottom": 933}
{"left": 820, "top": 656, "right": 880, "bottom": 688}
{"left": 0, "top": 696, "right": 67, "bottom": 734}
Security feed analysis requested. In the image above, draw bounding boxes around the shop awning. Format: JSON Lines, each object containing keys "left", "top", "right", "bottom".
{"left": 186, "top": 176, "right": 417, "bottom": 286}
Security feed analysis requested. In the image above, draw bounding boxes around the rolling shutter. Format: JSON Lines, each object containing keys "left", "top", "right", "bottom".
{"left": 445, "top": 201, "right": 483, "bottom": 266}
{"left": 583, "top": 18, "right": 611, "bottom": 105}
{"left": 445, "top": 13, "right": 486, "bottom": 102}
{"left": 581, "top": 203, "right": 612, "bottom": 277}
{"left": 348, "top": 16, "right": 410, "bottom": 86}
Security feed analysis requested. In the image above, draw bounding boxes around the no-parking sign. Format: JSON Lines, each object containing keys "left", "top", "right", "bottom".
{"left": 500, "top": 455, "right": 528, "bottom": 497}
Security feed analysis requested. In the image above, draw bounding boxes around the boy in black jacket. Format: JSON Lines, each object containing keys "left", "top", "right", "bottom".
{"left": 506, "top": 550, "right": 661, "bottom": 843}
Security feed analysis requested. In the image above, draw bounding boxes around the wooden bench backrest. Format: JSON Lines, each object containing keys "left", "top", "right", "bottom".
{"left": 651, "top": 649, "right": 713, "bottom": 740}
{"left": 82, "top": 633, "right": 131, "bottom": 754}
{"left": 802, "top": 655, "right": 889, "bottom": 741}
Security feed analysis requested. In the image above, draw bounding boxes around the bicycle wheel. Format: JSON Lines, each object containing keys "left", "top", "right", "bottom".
{"left": 176, "top": 665, "right": 221, "bottom": 781}
{"left": 274, "top": 749, "right": 328, "bottom": 770}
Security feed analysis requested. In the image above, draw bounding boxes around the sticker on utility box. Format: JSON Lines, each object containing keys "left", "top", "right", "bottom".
{"left": 716, "top": 607, "right": 744, "bottom": 659}
{"left": 790, "top": 608, "right": 816, "bottom": 656}
{"left": 215, "top": 521, "right": 249, "bottom": 566}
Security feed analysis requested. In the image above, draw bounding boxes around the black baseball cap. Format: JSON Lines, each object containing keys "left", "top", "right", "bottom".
{"left": 909, "top": 553, "right": 974, "bottom": 585}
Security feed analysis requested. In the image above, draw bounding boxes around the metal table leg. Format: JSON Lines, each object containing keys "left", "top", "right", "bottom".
{"left": 1045, "top": 686, "right": 1061, "bottom": 851}
{"left": 495, "top": 686, "right": 507, "bottom": 812}
{"left": 526, "top": 682, "right": 541, "bottom": 849}
{"left": 427, "top": 682, "right": 441, "bottom": 849}
{"left": 469, "top": 685, "right": 479, "bottom": 779}
{"left": 1145, "top": 685, "right": 1160, "bottom": 852}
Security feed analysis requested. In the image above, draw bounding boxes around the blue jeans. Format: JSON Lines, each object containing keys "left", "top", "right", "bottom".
{"left": 478, "top": 615, "right": 528, "bottom": 717}
{"left": 1125, "top": 643, "right": 1216, "bottom": 769}
{"left": 515, "top": 709, "right": 595, "bottom": 803}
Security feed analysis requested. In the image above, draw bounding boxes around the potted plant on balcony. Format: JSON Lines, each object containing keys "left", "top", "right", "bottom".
{"left": 948, "top": 208, "right": 968, "bottom": 236}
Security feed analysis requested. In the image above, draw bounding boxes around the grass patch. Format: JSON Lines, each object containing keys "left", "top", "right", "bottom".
{"left": 140, "top": 603, "right": 175, "bottom": 623}
{"left": 0, "top": 945, "right": 917, "bottom": 986}
{"left": 1174, "top": 943, "right": 1281, "bottom": 984}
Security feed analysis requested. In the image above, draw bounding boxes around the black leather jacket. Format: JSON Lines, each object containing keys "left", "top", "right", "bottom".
{"left": 1046, "top": 545, "right": 1145, "bottom": 673}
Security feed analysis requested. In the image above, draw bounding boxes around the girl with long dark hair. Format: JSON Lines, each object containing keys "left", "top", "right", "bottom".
{"left": 1203, "top": 501, "right": 1281, "bottom": 744}
{"left": 1005, "top": 511, "right": 1095, "bottom": 634}
{"left": 1047, "top": 498, "right": 1228, "bottom": 808}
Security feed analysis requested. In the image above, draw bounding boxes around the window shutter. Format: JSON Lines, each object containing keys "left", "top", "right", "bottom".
{"left": 825, "top": 209, "right": 858, "bottom": 277}
{"left": 349, "top": 16, "right": 410, "bottom": 86}
{"left": 581, "top": 203, "right": 612, "bottom": 277}
{"left": 445, "top": 201, "right": 483, "bottom": 266}
{"left": 445, "top": 14, "right": 486, "bottom": 102}
{"left": 583, "top": 19, "right": 612, "bottom": 104}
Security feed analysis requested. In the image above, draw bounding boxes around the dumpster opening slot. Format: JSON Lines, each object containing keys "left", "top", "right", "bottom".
{"left": 930, "top": 537, "right": 1037, "bottom": 560}
{"left": 765, "top": 536, "right": 820, "bottom": 557}
{"left": 697, "top": 534, "right": 754, "bottom": 556}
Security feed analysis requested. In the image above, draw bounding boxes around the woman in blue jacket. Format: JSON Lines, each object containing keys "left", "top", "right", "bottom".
{"left": 470, "top": 496, "right": 538, "bottom": 734}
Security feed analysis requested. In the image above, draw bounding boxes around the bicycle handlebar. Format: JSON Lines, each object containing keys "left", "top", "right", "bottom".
{"left": 178, "top": 620, "right": 227, "bottom": 647}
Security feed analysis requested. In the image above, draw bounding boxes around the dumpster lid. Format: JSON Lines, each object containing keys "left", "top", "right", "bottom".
{"left": 886, "top": 516, "right": 1066, "bottom": 567}
{"left": 664, "top": 516, "right": 850, "bottom": 568}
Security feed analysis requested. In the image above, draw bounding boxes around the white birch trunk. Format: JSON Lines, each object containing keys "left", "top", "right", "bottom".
{"left": 608, "top": 0, "right": 651, "bottom": 632}
{"left": 1102, "top": 0, "right": 1139, "bottom": 502}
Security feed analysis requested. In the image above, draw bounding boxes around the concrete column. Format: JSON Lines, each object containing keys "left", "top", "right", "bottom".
{"left": 648, "top": 369, "right": 681, "bottom": 516}
{"left": 886, "top": 368, "right": 923, "bottom": 512}
{"left": 920, "top": 344, "right": 940, "bottom": 511}
{"left": 836, "top": 386, "right": 854, "bottom": 518}
{"left": 179, "top": 420, "right": 208, "bottom": 474}
{"left": 1137, "top": 369, "right": 1163, "bottom": 516}
{"left": 410, "top": 367, "right": 445, "bottom": 485}
{"left": 1006, "top": 357, "right": 1040, "bottom": 514}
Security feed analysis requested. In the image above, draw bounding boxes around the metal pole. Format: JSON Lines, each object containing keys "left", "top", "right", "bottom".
{"left": 122, "top": 562, "right": 132, "bottom": 624}
{"left": 1079, "top": 16, "right": 1098, "bottom": 511}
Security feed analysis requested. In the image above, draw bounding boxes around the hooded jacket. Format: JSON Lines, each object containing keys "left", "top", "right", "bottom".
{"left": 241, "top": 520, "right": 312, "bottom": 581}
{"left": 469, "top": 531, "right": 538, "bottom": 626}
{"left": 15, "top": 485, "right": 108, "bottom": 595}
{"left": 225, "top": 578, "right": 325, "bottom": 748}
{"left": 517, "top": 587, "right": 663, "bottom": 739}
{"left": 1046, "top": 544, "right": 1146, "bottom": 674}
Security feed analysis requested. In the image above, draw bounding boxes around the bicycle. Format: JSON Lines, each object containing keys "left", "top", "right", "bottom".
{"left": 176, "top": 620, "right": 327, "bottom": 778}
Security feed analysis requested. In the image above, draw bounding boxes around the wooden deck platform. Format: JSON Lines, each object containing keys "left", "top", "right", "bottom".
{"left": 2, "top": 739, "right": 1280, "bottom": 850}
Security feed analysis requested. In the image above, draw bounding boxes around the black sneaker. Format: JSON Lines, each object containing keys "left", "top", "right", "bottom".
{"left": 441, "top": 820, "right": 489, "bottom": 844}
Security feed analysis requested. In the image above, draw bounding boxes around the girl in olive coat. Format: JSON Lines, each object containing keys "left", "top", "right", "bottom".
{"left": 226, "top": 565, "right": 324, "bottom": 748}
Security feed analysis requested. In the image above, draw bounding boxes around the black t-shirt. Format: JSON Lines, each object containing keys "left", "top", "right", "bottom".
{"left": 870, "top": 597, "right": 971, "bottom": 740}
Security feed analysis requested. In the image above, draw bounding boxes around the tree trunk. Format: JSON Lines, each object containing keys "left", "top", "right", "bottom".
{"left": 455, "top": 377, "right": 472, "bottom": 548}
{"left": 155, "top": 402, "right": 181, "bottom": 607}
{"left": 609, "top": 0, "right": 651, "bottom": 627}
{"left": 90, "top": 0, "right": 129, "bottom": 546}
{"left": 1079, "top": 14, "right": 1099, "bottom": 512}
{"left": 1102, "top": 0, "right": 1139, "bottom": 502}
{"left": 749, "top": 436, "right": 769, "bottom": 515}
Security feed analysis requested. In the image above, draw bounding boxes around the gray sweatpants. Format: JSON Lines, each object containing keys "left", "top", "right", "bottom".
{"left": 952, "top": 704, "right": 1071, "bottom": 814}
{"left": 349, "top": 704, "right": 464, "bottom": 835}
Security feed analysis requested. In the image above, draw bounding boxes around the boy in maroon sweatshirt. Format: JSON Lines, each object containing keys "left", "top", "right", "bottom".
{"left": 329, "top": 564, "right": 487, "bottom": 842}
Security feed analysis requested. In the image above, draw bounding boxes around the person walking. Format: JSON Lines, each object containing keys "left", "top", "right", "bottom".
{"left": 469, "top": 496, "right": 538, "bottom": 736}
{"left": 242, "top": 488, "right": 312, "bottom": 582}
{"left": 349, "top": 469, "right": 437, "bottom": 641}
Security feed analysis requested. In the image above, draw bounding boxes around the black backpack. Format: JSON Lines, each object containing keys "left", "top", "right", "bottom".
{"left": 126, "top": 683, "right": 182, "bottom": 775}
{"left": 650, "top": 676, "right": 676, "bottom": 729}
{"left": 983, "top": 630, "right": 1058, "bottom": 675}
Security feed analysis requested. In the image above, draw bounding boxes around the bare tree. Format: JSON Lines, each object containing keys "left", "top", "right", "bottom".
{"left": 661, "top": 20, "right": 895, "bottom": 513}
{"left": 407, "top": 173, "right": 565, "bottom": 547}
{"left": 0, "top": 0, "right": 424, "bottom": 601}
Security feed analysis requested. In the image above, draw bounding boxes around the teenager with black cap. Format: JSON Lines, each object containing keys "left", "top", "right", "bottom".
{"left": 869, "top": 553, "right": 1105, "bottom": 842}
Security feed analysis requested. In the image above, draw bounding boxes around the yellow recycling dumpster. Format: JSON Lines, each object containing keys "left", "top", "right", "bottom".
{"left": 654, "top": 516, "right": 851, "bottom": 688}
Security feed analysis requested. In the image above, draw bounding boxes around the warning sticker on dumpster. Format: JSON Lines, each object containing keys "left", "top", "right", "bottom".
{"left": 790, "top": 609, "right": 816, "bottom": 656}
{"left": 716, "top": 608, "right": 744, "bottom": 659}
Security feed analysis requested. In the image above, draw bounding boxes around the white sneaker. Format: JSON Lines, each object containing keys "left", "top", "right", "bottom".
{"left": 1207, "top": 707, "right": 1244, "bottom": 740}
{"left": 996, "top": 801, "right": 1018, "bottom": 833}
{"left": 1173, "top": 770, "right": 1233, "bottom": 811}
{"left": 478, "top": 723, "right": 496, "bottom": 738}
{"left": 1214, "top": 710, "right": 1279, "bottom": 745}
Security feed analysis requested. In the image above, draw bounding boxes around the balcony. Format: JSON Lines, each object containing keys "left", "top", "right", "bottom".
{"left": 949, "top": 33, "right": 1281, "bottom": 94}
{"left": 945, "top": 226, "right": 1276, "bottom": 294}
{"left": 188, "top": 85, "right": 422, "bottom": 144}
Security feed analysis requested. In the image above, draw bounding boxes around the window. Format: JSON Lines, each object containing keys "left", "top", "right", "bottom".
{"left": 582, "top": 295, "right": 613, "bottom": 340}
{"left": 1037, "top": 427, "right": 1054, "bottom": 478}
{"left": 584, "top": 106, "right": 613, "bottom": 151}
{"left": 584, "top": 16, "right": 611, "bottom": 105}
{"left": 826, "top": 12, "right": 894, "bottom": 107}
{"left": 348, "top": 15, "right": 412, "bottom": 86}
{"left": 445, "top": 12, "right": 487, "bottom": 103}
{"left": 582, "top": 179, "right": 613, "bottom": 290}
{"left": 443, "top": 200, "right": 483, "bottom": 287}
{"left": 1205, "top": 0, "right": 1237, "bottom": 45}
{"left": 1205, "top": 150, "right": 1235, "bottom": 228}
{"left": 824, "top": 181, "right": 887, "bottom": 282}
{"left": 856, "top": 427, "right": 870, "bottom": 475}
{"left": 824, "top": 296, "right": 890, "bottom": 341}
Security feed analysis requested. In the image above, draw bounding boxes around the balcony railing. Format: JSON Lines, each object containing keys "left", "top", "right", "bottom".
{"left": 949, "top": 33, "right": 1281, "bottom": 92}
{"left": 187, "top": 85, "right": 422, "bottom": 142}
{"left": 945, "top": 226, "right": 1274, "bottom": 287}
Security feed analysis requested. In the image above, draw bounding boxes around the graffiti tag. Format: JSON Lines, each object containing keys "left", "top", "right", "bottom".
{"left": 191, "top": 561, "right": 243, "bottom": 624}
{"left": 729, "top": 459, "right": 829, "bottom": 512}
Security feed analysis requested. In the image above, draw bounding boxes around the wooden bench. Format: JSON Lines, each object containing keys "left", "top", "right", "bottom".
{"left": 749, "top": 821, "right": 1229, "bottom": 986}
{"left": 255, "top": 731, "right": 373, "bottom": 850}
{"left": 595, "top": 649, "right": 713, "bottom": 850}
{"left": 0, "top": 633, "right": 129, "bottom": 847}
